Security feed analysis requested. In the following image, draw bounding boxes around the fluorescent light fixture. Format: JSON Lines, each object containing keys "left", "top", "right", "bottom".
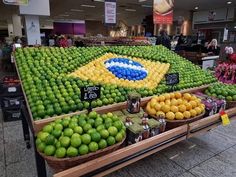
{"left": 139, "top": 0, "right": 147, "bottom": 2}
{"left": 59, "top": 14, "right": 69, "bottom": 17}
{"left": 142, "top": 4, "right": 152, "bottom": 8}
{"left": 70, "top": 9, "right": 84, "bottom": 12}
{"left": 227, "top": 1, "right": 232, "bottom": 4}
{"left": 93, "top": 0, "right": 104, "bottom": 2}
{"left": 125, "top": 9, "right": 136, "bottom": 12}
{"left": 234, "top": 26, "right": 236, "bottom": 28}
{"left": 81, "top": 4, "right": 96, "bottom": 8}
{"left": 195, "top": 6, "right": 199, "bottom": 10}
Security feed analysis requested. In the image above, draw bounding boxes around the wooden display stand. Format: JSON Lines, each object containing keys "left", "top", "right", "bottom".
{"left": 14, "top": 62, "right": 236, "bottom": 177}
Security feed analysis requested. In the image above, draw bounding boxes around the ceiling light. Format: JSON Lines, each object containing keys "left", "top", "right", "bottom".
{"left": 70, "top": 9, "right": 84, "bottom": 12}
{"left": 139, "top": 0, "right": 147, "bottom": 2}
{"left": 234, "top": 26, "right": 236, "bottom": 28}
{"left": 59, "top": 14, "right": 69, "bottom": 17}
{"left": 195, "top": 6, "right": 199, "bottom": 10}
{"left": 81, "top": 4, "right": 96, "bottom": 8}
{"left": 93, "top": 0, "right": 104, "bottom": 2}
{"left": 142, "top": 4, "right": 152, "bottom": 8}
{"left": 125, "top": 9, "right": 136, "bottom": 12}
{"left": 227, "top": 1, "right": 232, "bottom": 4}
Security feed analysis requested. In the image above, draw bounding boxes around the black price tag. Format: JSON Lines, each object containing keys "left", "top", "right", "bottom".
{"left": 81, "top": 86, "right": 101, "bottom": 101}
{"left": 165, "top": 73, "right": 179, "bottom": 86}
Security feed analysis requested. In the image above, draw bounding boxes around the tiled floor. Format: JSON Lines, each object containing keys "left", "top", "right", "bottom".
{"left": 0, "top": 108, "right": 236, "bottom": 177}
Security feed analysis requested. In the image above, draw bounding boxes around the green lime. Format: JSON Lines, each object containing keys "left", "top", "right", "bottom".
{"left": 91, "top": 132, "right": 101, "bottom": 143}
{"left": 71, "top": 136, "right": 82, "bottom": 148}
{"left": 83, "top": 123, "right": 92, "bottom": 133}
{"left": 69, "top": 122, "right": 78, "bottom": 129}
{"left": 71, "top": 133, "right": 81, "bottom": 139}
{"left": 87, "top": 119, "right": 95, "bottom": 126}
{"left": 35, "top": 138, "right": 41, "bottom": 146}
{"left": 89, "top": 142, "right": 99, "bottom": 152}
{"left": 105, "top": 118, "right": 112, "bottom": 124}
{"left": 37, "top": 142, "right": 46, "bottom": 152}
{"left": 54, "top": 123, "right": 63, "bottom": 131}
{"left": 62, "top": 119, "right": 70, "bottom": 128}
{"left": 107, "top": 112, "right": 113, "bottom": 118}
{"left": 226, "top": 96, "right": 233, "bottom": 101}
{"left": 44, "top": 145, "right": 56, "bottom": 156}
{"left": 78, "top": 144, "right": 89, "bottom": 155}
{"left": 38, "top": 132, "right": 50, "bottom": 142}
{"left": 108, "top": 126, "right": 118, "bottom": 137}
{"left": 67, "top": 147, "right": 78, "bottom": 157}
{"left": 105, "top": 122, "right": 113, "bottom": 129}
{"left": 64, "top": 128, "right": 74, "bottom": 137}
{"left": 88, "top": 111, "right": 98, "bottom": 119}
{"left": 45, "top": 135, "right": 55, "bottom": 145}
{"left": 99, "top": 129, "right": 109, "bottom": 139}
{"left": 107, "top": 136, "right": 116, "bottom": 146}
{"left": 96, "top": 125, "right": 105, "bottom": 132}
{"left": 81, "top": 134, "right": 91, "bottom": 145}
{"left": 79, "top": 119, "right": 87, "bottom": 127}
{"left": 115, "top": 132, "right": 123, "bottom": 142}
{"left": 98, "top": 139, "right": 107, "bottom": 149}
{"left": 233, "top": 95, "right": 236, "bottom": 101}
{"left": 55, "top": 147, "right": 66, "bottom": 158}
{"left": 113, "top": 121, "right": 123, "bottom": 131}
{"left": 73, "top": 126, "right": 83, "bottom": 134}
{"left": 111, "top": 115, "right": 119, "bottom": 122}
{"left": 87, "top": 128, "right": 97, "bottom": 134}
{"left": 43, "top": 125, "right": 53, "bottom": 133}
{"left": 52, "top": 129, "right": 62, "bottom": 138}
{"left": 55, "top": 141, "right": 61, "bottom": 148}
{"left": 95, "top": 118, "right": 103, "bottom": 127}
{"left": 120, "top": 129, "right": 126, "bottom": 137}
{"left": 60, "top": 136, "right": 70, "bottom": 148}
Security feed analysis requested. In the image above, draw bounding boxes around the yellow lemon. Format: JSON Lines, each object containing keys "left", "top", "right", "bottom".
{"left": 165, "top": 99, "right": 171, "bottom": 105}
{"left": 170, "top": 105, "right": 179, "bottom": 113}
{"left": 161, "top": 105, "right": 171, "bottom": 113}
{"left": 185, "top": 102, "right": 193, "bottom": 111}
{"left": 175, "top": 92, "right": 182, "bottom": 99}
{"left": 175, "top": 112, "right": 184, "bottom": 120}
{"left": 178, "top": 104, "right": 187, "bottom": 113}
{"left": 195, "top": 107, "right": 202, "bottom": 115}
{"left": 189, "top": 101, "right": 197, "bottom": 109}
{"left": 183, "top": 111, "right": 191, "bottom": 119}
{"left": 156, "top": 111, "right": 165, "bottom": 117}
{"left": 163, "top": 93, "right": 171, "bottom": 100}
{"left": 183, "top": 93, "right": 192, "bottom": 101}
{"left": 190, "top": 109, "right": 197, "bottom": 117}
{"left": 166, "top": 112, "right": 175, "bottom": 120}
{"left": 155, "top": 103, "right": 162, "bottom": 111}
{"left": 159, "top": 95, "right": 165, "bottom": 102}
{"left": 171, "top": 99, "right": 178, "bottom": 106}
{"left": 150, "top": 98, "right": 157, "bottom": 108}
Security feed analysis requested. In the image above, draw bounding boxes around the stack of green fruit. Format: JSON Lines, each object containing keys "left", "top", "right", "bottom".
{"left": 205, "top": 83, "right": 236, "bottom": 101}
{"left": 36, "top": 112, "right": 126, "bottom": 158}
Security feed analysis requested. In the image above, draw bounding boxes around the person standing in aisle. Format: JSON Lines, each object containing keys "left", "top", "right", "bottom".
{"left": 156, "top": 29, "right": 171, "bottom": 49}
{"left": 207, "top": 39, "right": 220, "bottom": 55}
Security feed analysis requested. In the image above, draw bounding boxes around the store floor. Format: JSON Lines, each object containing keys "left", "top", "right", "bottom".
{"left": 0, "top": 111, "right": 235, "bottom": 177}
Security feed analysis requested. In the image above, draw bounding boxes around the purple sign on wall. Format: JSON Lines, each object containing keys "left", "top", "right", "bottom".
{"left": 53, "top": 21, "right": 86, "bottom": 35}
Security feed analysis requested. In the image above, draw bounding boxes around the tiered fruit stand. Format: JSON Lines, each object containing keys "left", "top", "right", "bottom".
{"left": 13, "top": 46, "right": 236, "bottom": 177}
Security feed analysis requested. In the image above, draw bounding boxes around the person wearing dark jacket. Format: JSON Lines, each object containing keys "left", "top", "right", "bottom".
{"left": 156, "top": 29, "right": 171, "bottom": 49}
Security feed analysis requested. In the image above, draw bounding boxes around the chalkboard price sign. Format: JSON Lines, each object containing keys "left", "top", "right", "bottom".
{"left": 165, "top": 73, "right": 179, "bottom": 86}
{"left": 81, "top": 86, "right": 101, "bottom": 101}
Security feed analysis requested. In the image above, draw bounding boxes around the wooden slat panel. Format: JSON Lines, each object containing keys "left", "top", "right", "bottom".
{"left": 53, "top": 125, "right": 188, "bottom": 177}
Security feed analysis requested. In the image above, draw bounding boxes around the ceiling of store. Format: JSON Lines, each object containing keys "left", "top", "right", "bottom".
{"left": 0, "top": 0, "right": 235, "bottom": 27}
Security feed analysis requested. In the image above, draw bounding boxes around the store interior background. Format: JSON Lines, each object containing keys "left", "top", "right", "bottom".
{"left": 0, "top": 0, "right": 235, "bottom": 45}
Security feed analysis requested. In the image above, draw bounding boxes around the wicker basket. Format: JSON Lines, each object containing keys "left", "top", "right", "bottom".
{"left": 226, "top": 101, "right": 236, "bottom": 109}
{"left": 38, "top": 136, "right": 126, "bottom": 172}
{"left": 150, "top": 111, "right": 205, "bottom": 130}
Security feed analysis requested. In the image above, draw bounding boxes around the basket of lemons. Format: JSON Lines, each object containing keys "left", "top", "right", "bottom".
{"left": 35, "top": 111, "right": 126, "bottom": 172}
{"left": 146, "top": 92, "right": 205, "bottom": 129}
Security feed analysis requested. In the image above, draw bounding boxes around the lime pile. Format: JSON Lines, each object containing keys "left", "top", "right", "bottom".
{"left": 205, "top": 84, "right": 236, "bottom": 101}
{"left": 36, "top": 111, "right": 126, "bottom": 158}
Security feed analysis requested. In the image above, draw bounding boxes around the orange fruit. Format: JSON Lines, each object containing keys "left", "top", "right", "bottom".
{"left": 183, "top": 93, "right": 192, "bottom": 101}
{"left": 159, "top": 95, "right": 165, "bottom": 102}
{"left": 178, "top": 104, "right": 187, "bottom": 112}
{"left": 185, "top": 103, "right": 193, "bottom": 111}
{"left": 189, "top": 101, "right": 197, "bottom": 108}
{"left": 161, "top": 105, "right": 171, "bottom": 113}
{"left": 183, "top": 111, "right": 191, "bottom": 119}
{"left": 165, "top": 99, "right": 171, "bottom": 105}
{"left": 175, "top": 92, "right": 182, "bottom": 99}
{"left": 154, "top": 103, "right": 162, "bottom": 111}
{"left": 166, "top": 112, "right": 175, "bottom": 120}
{"left": 156, "top": 111, "right": 165, "bottom": 117}
{"left": 163, "top": 93, "right": 171, "bottom": 100}
{"left": 170, "top": 105, "right": 179, "bottom": 113}
{"left": 170, "top": 93, "right": 175, "bottom": 99}
{"left": 171, "top": 99, "right": 178, "bottom": 106}
{"left": 175, "top": 112, "right": 184, "bottom": 120}
{"left": 190, "top": 109, "right": 197, "bottom": 117}
{"left": 195, "top": 107, "right": 202, "bottom": 115}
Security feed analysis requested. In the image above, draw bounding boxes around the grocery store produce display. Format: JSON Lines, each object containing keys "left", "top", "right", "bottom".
{"left": 36, "top": 112, "right": 126, "bottom": 158}
{"left": 205, "top": 83, "right": 236, "bottom": 102}
{"left": 146, "top": 92, "right": 205, "bottom": 120}
{"left": 15, "top": 46, "right": 216, "bottom": 120}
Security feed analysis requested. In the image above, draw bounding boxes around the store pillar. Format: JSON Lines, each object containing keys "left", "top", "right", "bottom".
{"left": 24, "top": 15, "right": 41, "bottom": 45}
{"left": 7, "top": 21, "right": 14, "bottom": 37}
{"left": 12, "top": 14, "right": 22, "bottom": 36}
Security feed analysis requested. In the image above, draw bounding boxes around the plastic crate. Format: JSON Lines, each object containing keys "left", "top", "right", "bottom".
{"left": 0, "top": 82, "right": 22, "bottom": 96}
{"left": 2, "top": 108, "right": 22, "bottom": 122}
{"left": 1, "top": 96, "right": 24, "bottom": 109}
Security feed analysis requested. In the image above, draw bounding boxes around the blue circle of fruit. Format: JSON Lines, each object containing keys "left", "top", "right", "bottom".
{"left": 104, "top": 58, "right": 148, "bottom": 81}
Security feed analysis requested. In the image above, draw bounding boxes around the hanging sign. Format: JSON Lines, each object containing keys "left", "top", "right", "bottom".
{"left": 3, "top": 0, "right": 28, "bottom": 6}
{"left": 105, "top": 0, "right": 116, "bottom": 25}
{"left": 153, "top": 0, "right": 174, "bottom": 24}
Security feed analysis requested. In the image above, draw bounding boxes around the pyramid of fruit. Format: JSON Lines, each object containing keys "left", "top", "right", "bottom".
{"left": 15, "top": 46, "right": 216, "bottom": 120}
{"left": 36, "top": 112, "right": 126, "bottom": 158}
{"left": 146, "top": 92, "right": 205, "bottom": 120}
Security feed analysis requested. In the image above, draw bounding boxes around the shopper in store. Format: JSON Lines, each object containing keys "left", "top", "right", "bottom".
{"left": 156, "top": 29, "right": 171, "bottom": 49}
{"left": 207, "top": 39, "right": 220, "bottom": 55}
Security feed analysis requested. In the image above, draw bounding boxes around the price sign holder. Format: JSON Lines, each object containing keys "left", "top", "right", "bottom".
{"left": 80, "top": 85, "right": 101, "bottom": 113}
{"left": 165, "top": 73, "right": 179, "bottom": 92}
{"left": 219, "top": 110, "right": 230, "bottom": 126}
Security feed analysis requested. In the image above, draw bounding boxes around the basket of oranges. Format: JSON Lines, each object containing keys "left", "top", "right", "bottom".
{"left": 145, "top": 92, "right": 205, "bottom": 129}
